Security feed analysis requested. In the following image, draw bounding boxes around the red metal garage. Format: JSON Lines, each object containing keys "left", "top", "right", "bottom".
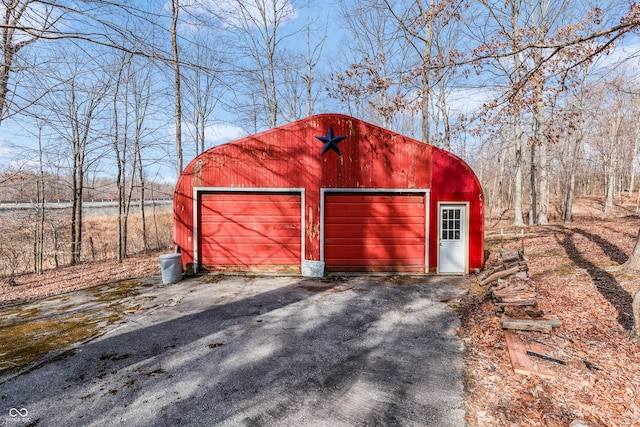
{"left": 174, "top": 114, "right": 484, "bottom": 274}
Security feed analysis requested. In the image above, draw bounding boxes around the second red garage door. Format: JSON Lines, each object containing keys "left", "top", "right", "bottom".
{"left": 323, "top": 192, "right": 427, "bottom": 273}
{"left": 198, "top": 192, "right": 302, "bottom": 273}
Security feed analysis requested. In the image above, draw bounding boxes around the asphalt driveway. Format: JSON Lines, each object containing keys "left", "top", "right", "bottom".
{"left": 0, "top": 275, "right": 469, "bottom": 427}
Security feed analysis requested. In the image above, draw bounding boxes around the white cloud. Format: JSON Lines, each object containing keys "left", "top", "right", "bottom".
{"left": 590, "top": 41, "right": 640, "bottom": 80}
{"left": 204, "top": 123, "right": 247, "bottom": 148}
{"left": 447, "top": 86, "right": 497, "bottom": 117}
{"left": 0, "top": 138, "right": 10, "bottom": 158}
{"left": 186, "top": 0, "right": 298, "bottom": 29}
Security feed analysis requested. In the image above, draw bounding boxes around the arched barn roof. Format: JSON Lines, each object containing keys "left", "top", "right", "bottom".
{"left": 174, "top": 114, "right": 483, "bottom": 274}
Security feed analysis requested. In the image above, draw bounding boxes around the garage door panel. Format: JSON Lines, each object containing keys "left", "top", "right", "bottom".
{"left": 325, "top": 224, "right": 425, "bottom": 238}
{"left": 201, "top": 214, "right": 301, "bottom": 224}
{"left": 324, "top": 193, "right": 426, "bottom": 273}
{"left": 324, "top": 216, "right": 425, "bottom": 226}
{"left": 201, "top": 235, "right": 301, "bottom": 246}
{"left": 201, "top": 212, "right": 302, "bottom": 219}
{"left": 199, "top": 192, "right": 301, "bottom": 273}
{"left": 200, "top": 243, "right": 299, "bottom": 262}
{"left": 325, "top": 263, "right": 425, "bottom": 273}
{"left": 326, "top": 244, "right": 425, "bottom": 259}
{"left": 200, "top": 223, "right": 300, "bottom": 237}
{"left": 325, "top": 205, "right": 425, "bottom": 217}
{"left": 200, "top": 263, "right": 301, "bottom": 273}
{"left": 326, "top": 194, "right": 424, "bottom": 203}
{"left": 201, "top": 199, "right": 300, "bottom": 215}
{"left": 326, "top": 236, "right": 424, "bottom": 244}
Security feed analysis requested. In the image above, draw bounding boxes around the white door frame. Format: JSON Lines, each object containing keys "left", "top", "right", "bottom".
{"left": 437, "top": 202, "right": 469, "bottom": 274}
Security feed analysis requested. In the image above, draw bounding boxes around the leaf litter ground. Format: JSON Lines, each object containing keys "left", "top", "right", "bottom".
{"left": 461, "top": 197, "right": 640, "bottom": 426}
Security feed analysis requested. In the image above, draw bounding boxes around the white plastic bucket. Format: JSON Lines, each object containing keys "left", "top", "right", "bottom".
{"left": 159, "top": 253, "right": 183, "bottom": 284}
{"left": 302, "top": 260, "right": 325, "bottom": 277}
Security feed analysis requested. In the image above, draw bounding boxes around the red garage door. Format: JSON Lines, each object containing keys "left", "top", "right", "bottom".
{"left": 324, "top": 193, "right": 426, "bottom": 273}
{"left": 198, "top": 192, "right": 302, "bottom": 273}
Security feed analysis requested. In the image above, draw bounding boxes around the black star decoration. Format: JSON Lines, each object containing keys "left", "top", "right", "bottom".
{"left": 315, "top": 125, "right": 346, "bottom": 156}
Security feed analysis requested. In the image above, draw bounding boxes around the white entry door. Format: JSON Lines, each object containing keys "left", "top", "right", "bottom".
{"left": 439, "top": 204, "right": 467, "bottom": 274}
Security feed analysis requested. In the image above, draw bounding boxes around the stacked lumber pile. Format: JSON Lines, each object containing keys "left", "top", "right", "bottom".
{"left": 479, "top": 247, "right": 564, "bottom": 378}
{"left": 480, "top": 249, "right": 536, "bottom": 309}
{"left": 480, "top": 247, "right": 562, "bottom": 334}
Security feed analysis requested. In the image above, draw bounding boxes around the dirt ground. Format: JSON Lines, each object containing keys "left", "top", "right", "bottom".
{"left": 2, "top": 196, "right": 640, "bottom": 425}
{"left": 0, "top": 252, "right": 164, "bottom": 307}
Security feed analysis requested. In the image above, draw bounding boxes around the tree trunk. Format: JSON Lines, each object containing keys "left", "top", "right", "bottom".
{"left": 511, "top": 0, "right": 524, "bottom": 227}
{"left": 71, "top": 171, "right": 83, "bottom": 264}
{"left": 498, "top": 139, "right": 507, "bottom": 215}
{"left": 513, "top": 115, "right": 525, "bottom": 226}
{"left": 112, "top": 54, "right": 125, "bottom": 263}
{"left": 438, "top": 78, "right": 451, "bottom": 151}
{"left": 538, "top": 139, "right": 549, "bottom": 224}
{"left": 564, "top": 67, "right": 589, "bottom": 222}
{"left": 563, "top": 132, "right": 580, "bottom": 222}
{"left": 35, "top": 124, "right": 46, "bottom": 273}
{"left": 420, "top": 3, "right": 433, "bottom": 144}
{"left": 629, "top": 129, "right": 639, "bottom": 198}
{"left": 171, "top": 0, "right": 183, "bottom": 175}
{"left": 624, "top": 228, "right": 640, "bottom": 270}
{"left": 0, "top": 41, "right": 14, "bottom": 123}
{"left": 529, "top": 143, "right": 537, "bottom": 225}
{"left": 603, "top": 136, "right": 617, "bottom": 216}
{"left": 138, "top": 151, "right": 147, "bottom": 253}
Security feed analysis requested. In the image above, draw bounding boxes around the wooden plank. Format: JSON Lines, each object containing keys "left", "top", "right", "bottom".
{"left": 526, "top": 340, "right": 548, "bottom": 354}
{"left": 497, "top": 293, "right": 538, "bottom": 301}
{"left": 493, "top": 287, "right": 535, "bottom": 298}
{"left": 507, "top": 317, "right": 562, "bottom": 328}
{"left": 495, "top": 299, "right": 537, "bottom": 307}
{"left": 504, "top": 331, "right": 554, "bottom": 379}
{"left": 501, "top": 318, "right": 553, "bottom": 333}
{"left": 480, "top": 265, "right": 528, "bottom": 286}
{"left": 502, "top": 316, "right": 561, "bottom": 328}
{"left": 499, "top": 249, "right": 521, "bottom": 263}
{"left": 526, "top": 350, "right": 566, "bottom": 365}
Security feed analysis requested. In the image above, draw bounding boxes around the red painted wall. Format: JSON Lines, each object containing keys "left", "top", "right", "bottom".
{"left": 174, "top": 114, "right": 484, "bottom": 273}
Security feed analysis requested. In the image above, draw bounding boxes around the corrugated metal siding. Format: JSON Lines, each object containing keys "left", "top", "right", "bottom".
{"left": 429, "top": 149, "right": 484, "bottom": 272}
{"left": 324, "top": 193, "right": 426, "bottom": 273}
{"left": 199, "top": 192, "right": 301, "bottom": 273}
{"left": 174, "top": 113, "right": 483, "bottom": 274}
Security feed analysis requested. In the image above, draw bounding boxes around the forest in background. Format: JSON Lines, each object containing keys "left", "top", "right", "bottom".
{"left": 1, "top": 0, "right": 640, "bottom": 276}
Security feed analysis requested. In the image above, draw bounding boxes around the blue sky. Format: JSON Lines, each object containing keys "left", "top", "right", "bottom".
{"left": 1, "top": 0, "right": 639, "bottom": 184}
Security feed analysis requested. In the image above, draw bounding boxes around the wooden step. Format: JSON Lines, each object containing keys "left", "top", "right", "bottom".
{"left": 504, "top": 331, "right": 554, "bottom": 379}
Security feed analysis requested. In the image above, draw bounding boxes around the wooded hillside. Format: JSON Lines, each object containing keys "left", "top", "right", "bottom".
{"left": 2, "top": 1, "right": 640, "bottom": 275}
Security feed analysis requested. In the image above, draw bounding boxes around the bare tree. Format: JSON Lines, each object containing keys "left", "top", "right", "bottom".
{"left": 111, "top": 50, "right": 154, "bottom": 261}
{"left": 1, "top": 0, "right": 58, "bottom": 123}
{"left": 181, "top": 32, "right": 225, "bottom": 156}
{"left": 40, "top": 56, "right": 109, "bottom": 264}
{"left": 170, "top": 0, "right": 183, "bottom": 174}
{"left": 562, "top": 65, "right": 589, "bottom": 223}
{"left": 198, "top": 0, "right": 299, "bottom": 128}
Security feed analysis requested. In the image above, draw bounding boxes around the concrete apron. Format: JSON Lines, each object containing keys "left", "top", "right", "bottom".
{"left": 0, "top": 275, "right": 470, "bottom": 427}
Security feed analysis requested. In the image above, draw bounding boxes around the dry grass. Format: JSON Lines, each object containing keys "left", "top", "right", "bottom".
{"left": 0, "top": 209, "right": 173, "bottom": 276}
